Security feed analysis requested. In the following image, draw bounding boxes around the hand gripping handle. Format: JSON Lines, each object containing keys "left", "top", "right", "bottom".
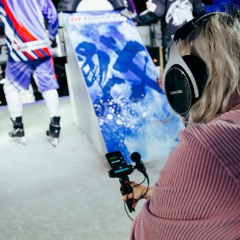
{"left": 119, "top": 178, "right": 135, "bottom": 212}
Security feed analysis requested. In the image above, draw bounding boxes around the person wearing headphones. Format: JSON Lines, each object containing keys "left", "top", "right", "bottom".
{"left": 122, "top": 6, "right": 240, "bottom": 239}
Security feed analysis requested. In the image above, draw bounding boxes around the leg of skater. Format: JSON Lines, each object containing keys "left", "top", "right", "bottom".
{"left": 33, "top": 57, "right": 61, "bottom": 146}
{"left": 3, "top": 61, "right": 32, "bottom": 145}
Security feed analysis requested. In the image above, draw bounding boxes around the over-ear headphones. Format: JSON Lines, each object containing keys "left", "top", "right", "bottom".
{"left": 162, "top": 13, "right": 216, "bottom": 117}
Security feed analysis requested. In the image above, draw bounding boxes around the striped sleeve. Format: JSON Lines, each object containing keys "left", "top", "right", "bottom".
{"left": 40, "top": 0, "right": 59, "bottom": 38}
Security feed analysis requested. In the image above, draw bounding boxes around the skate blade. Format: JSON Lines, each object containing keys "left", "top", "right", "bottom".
{"left": 48, "top": 137, "right": 59, "bottom": 147}
{"left": 12, "top": 136, "right": 26, "bottom": 145}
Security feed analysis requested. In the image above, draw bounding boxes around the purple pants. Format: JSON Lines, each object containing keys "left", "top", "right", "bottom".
{"left": 5, "top": 56, "right": 59, "bottom": 92}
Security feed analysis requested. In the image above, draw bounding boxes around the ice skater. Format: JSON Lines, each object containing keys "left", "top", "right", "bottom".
{"left": 0, "top": 0, "right": 61, "bottom": 146}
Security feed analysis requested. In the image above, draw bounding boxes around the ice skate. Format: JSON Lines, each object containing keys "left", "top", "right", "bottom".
{"left": 46, "top": 116, "right": 61, "bottom": 147}
{"left": 9, "top": 117, "right": 26, "bottom": 145}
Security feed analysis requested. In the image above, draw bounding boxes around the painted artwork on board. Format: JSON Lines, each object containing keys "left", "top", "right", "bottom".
{"left": 63, "top": 11, "right": 183, "bottom": 163}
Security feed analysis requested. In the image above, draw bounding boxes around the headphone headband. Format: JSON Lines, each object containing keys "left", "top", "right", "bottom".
{"left": 174, "top": 12, "right": 217, "bottom": 41}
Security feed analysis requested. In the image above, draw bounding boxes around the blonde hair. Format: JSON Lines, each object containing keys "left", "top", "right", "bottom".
{"left": 182, "top": 9, "right": 240, "bottom": 124}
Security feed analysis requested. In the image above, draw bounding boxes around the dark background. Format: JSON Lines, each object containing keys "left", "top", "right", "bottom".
{"left": 52, "top": 0, "right": 214, "bottom": 13}
{"left": 132, "top": 0, "right": 213, "bottom": 14}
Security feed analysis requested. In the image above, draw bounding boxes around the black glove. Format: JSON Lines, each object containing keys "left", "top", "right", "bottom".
{"left": 50, "top": 37, "right": 57, "bottom": 48}
{"left": 132, "top": 12, "right": 159, "bottom": 26}
{"left": 0, "top": 67, "right": 3, "bottom": 81}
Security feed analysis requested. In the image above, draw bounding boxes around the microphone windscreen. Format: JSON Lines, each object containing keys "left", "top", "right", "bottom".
{"left": 130, "top": 152, "right": 141, "bottom": 162}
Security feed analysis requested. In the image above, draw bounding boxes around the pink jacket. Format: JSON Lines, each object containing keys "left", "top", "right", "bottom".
{"left": 131, "top": 102, "right": 240, "bottom": 239}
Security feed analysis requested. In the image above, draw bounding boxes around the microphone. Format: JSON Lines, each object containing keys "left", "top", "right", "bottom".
{"left": 130, "top": 152, "right": 147, "bottom": 176}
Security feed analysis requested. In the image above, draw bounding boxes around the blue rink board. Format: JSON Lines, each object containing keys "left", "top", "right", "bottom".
{"left": 63, "top": 11, "right": 183, "bottom": 163}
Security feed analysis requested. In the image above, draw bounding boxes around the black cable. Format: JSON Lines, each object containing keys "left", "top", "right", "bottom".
{"left": 124, "top": 202, "right": 134, "bottom": 221}
{"left": 124, "top": 173, "right": 150, "bottom": 220}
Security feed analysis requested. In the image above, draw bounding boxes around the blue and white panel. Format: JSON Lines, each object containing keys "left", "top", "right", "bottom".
{"left": 63, "top": 11, "right": 183, "bottom": 163}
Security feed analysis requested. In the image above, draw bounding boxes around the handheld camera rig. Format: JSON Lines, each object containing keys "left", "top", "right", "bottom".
{"left": 105, "top": 151, "right": 149, "bottom": 213}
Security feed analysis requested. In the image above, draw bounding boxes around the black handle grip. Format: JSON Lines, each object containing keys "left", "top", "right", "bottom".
{"left": 120, "top": 178, "right": 135, "bottom": 212}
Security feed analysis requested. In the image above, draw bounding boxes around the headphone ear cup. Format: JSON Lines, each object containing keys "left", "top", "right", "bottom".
{"left": 164, "top": 55, "right": 208, "bottom": 116}
{"left": 182, "top": 55, "right": 208, "bottom": 101}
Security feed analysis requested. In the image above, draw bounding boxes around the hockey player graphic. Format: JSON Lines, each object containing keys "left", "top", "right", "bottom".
{"left": 165, "top": 0, "right": 194, "bottom": 27}
{"left": 164, "top": 0, "right": 197, "bottom": 63}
